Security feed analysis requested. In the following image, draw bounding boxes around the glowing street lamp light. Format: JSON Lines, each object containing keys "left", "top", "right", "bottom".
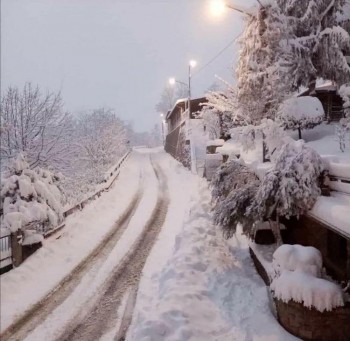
{"left": 209, "top": 0, "right": 226, "bottom": 17}
{"left": 208, "top": 0, "right": 256, "bottom": 17}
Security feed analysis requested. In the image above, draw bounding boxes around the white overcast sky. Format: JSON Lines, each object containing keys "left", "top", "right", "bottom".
{"left": 1, "top": 0, "right": 256, "bottom": 132}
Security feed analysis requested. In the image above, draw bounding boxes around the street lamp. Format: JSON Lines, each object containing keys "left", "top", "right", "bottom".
{"left": 208, "top": 0, "right": 257, "bottom": 17}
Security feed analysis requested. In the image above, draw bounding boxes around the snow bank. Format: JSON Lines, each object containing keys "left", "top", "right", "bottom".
{"left": 271, "top": 271, "right": 344, "bottom": 312}
{"left": 272, "top": 244, "right": 322, "bottom": 277}
{"left": 206, "top": 139, "right": 225, "bottom": 147}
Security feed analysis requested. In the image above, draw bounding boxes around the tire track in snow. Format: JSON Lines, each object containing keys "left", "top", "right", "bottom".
{"left": 57, "top": 156, "right": 169, "bottom": 341}
{"left": 1, "top": 165, "right": 144, "bottom": 341}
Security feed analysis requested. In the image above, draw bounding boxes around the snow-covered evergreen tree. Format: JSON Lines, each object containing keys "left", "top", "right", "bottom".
{"left": 236, "top": 3, "right": 292, "bottom": 123}
{"left": 277, "top": 96, "right": 324, "bottom": 139}
{"left": 277, "top": 0, "right": 350, "bottom": 90}
{"left": 247, "top": 140, "right": 324, "bottom": 244}
{"left": 211, "top": 160, "right": 260, "bottom": 238}
{"left": 1, "top": 154, "right": 65, "bottom": 242}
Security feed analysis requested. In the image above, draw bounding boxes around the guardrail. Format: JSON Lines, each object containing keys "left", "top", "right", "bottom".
{"left": 324, "top": 159, "right": 350, "bottom": 196}
{"left": 0, "top": 230, "right": 12, "bottom": 273}
{"left": 0, "top": 151, "right": 132, "bottom": 274}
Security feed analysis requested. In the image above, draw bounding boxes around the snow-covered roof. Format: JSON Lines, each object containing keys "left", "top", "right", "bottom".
{"left": 298, "top": 81, "right": 338, "bottom": 96}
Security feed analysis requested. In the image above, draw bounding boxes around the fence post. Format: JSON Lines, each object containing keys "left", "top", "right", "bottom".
{"left": 11, "top": 230, "right": 23, "bottom": 267}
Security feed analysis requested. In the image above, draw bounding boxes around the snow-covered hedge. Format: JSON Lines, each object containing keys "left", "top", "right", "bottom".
{"left": 211, "top": 160, "right": 260, "bottom": 238}
{"left": 1, "top": 154, "right": 64, "bottom": 241}
{"left": 270, "top": 244, "right": 344, "bottom": 312}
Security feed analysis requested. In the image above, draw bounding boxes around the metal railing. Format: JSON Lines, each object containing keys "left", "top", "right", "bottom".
{"left": 0, "top": 231, "right": 12, "bottom": 271}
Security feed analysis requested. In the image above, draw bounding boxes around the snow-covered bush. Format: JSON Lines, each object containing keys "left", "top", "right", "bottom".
{"left": 247, "top": 140, "right": 324, "bottom": 244}
{"left": 211, "top": 160, "right": 260, "bottom": 238}
{"left": 337, "top": 84, "right": 350, "bottom": 152}
{"left": 277, "top": 96, "right": 324, "bottom": 140}
{"left": 272, "top": 244, "right": 323, "bottom": 277}
{"left": 1, "top": 154, "right": 65, "bottom": 241}
{"left": 271, "top": 244, "right": 344, "bottom": 312}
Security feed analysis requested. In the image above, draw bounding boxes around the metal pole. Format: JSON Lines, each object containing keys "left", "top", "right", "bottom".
{"left": 161, "top": 120, "right": 165, "bottom": 145}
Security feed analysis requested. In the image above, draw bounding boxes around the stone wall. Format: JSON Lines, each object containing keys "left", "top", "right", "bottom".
{"left": 275, "top": 299, "right": 350, "bottom": 341}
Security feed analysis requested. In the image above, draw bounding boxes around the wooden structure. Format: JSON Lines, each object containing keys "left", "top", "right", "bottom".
{"left": 164, "top": 97, "right": 208, "bottom": 168}
{"left": 299, "top": 83, "right": 345, "bottom": 122}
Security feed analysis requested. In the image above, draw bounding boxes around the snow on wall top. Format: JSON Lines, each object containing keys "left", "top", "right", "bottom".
{"left": 206, "top": 139, "right": 225, "bottom": 147}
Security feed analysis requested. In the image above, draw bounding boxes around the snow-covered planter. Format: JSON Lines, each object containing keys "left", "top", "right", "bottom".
{"left": 277, "top": 96, "right": 324, "bottom": 140}
{"left": 270, "top": 244, "right": 344, "bottom": 312}
{"left": 0, "top": 154, "right": 65, "bottom": 244}
{"left": 270, "top": 245, "right": 350, "bottom": 340}
{"left": 271, "top": 270, "right": 344, "bottom": 312}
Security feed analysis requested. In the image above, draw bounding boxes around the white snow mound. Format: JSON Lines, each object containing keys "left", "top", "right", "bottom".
{"left": 273, "top": 244, "right": 322, "bottom": 277}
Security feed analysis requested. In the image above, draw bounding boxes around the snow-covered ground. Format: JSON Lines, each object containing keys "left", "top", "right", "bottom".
{"left": 294, "top": 123, "right": 350, "bottom": 162}
{"left": 127, "top": 158, "right": 298, "bottom": 341}
{"left": 2, "top": 148, "right": 302, "bottom": 340}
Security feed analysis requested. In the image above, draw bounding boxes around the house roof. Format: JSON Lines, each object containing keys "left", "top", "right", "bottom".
{"left": 298, "top": 81, "right": 338, "bottom": 97}
{"left": 166, "top": 96, "right": 208, "bottom": 120}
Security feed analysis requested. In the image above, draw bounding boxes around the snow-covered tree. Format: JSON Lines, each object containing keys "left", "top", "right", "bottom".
{"left": 1, "top": 154, "right": 65, "bottom": 242}
{"left": 203, "top": 79, "right": 249, "bottom": 127}
{"left": 236, "top": 3, "right": 293, "bottom": 123}
{"left": 211, "top": 160, "right": 260, "bottom": 238}
{"left": 277, "top": 96, "right": 324, "bottom": 139}
{"left": 277, "top": 0, "right": 350, "bottom": 91}
{"left": 75, "top": 108, "right": 127, "bottom": 176}
{"left": 155, "top": 83, "right": 188, "bottom": 115}
{"left": 0, "top": 83, "right": 74, "bottom": 172}
{"left": 231, "top": 119, "right": 292, "bottom": 162}
{"left": 247, "top": 140, "right": 324, "bottom": 245}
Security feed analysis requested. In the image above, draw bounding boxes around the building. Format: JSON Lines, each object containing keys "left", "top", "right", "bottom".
{"left": 164, "top": 97, "right": 208, "bottom": 174}
{"left": 300, "top": 82, "right": 345, "bottom": 122}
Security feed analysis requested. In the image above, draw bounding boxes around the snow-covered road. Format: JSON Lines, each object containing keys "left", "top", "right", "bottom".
{"left": 1, "top": 148, "right": 298, "bottom": 341}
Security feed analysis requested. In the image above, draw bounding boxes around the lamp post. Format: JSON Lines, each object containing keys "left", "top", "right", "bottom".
{"left": 160, "top": 113, "right": 165, "bottom": 145}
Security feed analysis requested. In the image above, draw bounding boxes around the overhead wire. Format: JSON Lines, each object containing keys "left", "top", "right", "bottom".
{"left": 192, "top": 31, "right": 243, "bottom": 78}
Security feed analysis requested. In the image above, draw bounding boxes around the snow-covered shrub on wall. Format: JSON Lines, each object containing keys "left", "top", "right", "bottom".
{"left": 247, "top": 140, "right": 324, "bottom": 244}
{"left": 277, "top": 96, "right": 324, "bottom": 140}
{"left": 211, "top": 160, "right": 260, "bottom": 238}
{"left": 271, "top": 244, "right": 344, "bottom": 312}
{"left": 1, "top": 154, "right": 65, "bottom": 242}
